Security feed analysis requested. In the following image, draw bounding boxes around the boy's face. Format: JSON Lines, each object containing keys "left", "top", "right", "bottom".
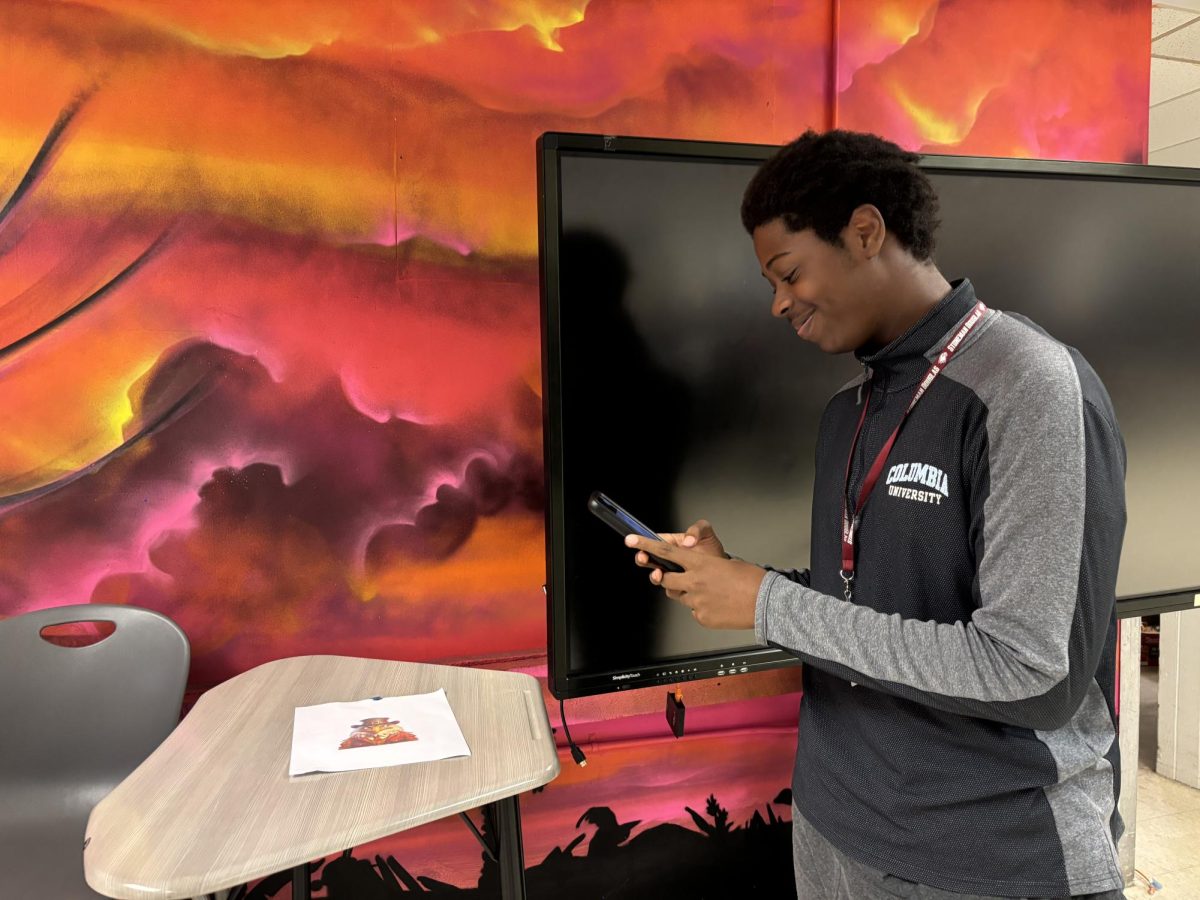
{"left": 752, "top": 215, "right": 885, "bottom": 355}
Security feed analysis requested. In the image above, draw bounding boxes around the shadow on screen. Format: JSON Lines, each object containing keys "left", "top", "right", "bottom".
{"left": 559, "top": 229, "right": 694, "bottom": 672}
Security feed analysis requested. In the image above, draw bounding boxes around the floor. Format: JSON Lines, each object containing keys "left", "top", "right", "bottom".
{"left": 1126, "top": 667, "right": 1200, "bottom": 897}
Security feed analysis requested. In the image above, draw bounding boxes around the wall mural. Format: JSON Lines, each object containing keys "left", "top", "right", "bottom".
{"left": 0, "top": 0, "right": 1147, "bottom": 895}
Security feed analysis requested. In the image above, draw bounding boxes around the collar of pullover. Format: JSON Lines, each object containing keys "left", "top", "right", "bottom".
{"left": 854, "top": 278, "right": 978, "bottom": 389}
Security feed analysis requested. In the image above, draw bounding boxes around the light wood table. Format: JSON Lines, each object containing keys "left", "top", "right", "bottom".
{"left": 83, "top": 655, "right": 560, "bottom": 900}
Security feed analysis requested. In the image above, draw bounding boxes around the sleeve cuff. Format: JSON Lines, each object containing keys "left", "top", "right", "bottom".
{"left": 755, "top": 570, "right": 782, "bottom": 645}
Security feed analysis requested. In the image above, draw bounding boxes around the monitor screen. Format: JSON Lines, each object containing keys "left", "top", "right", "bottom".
{"left": 539, "top": 133, "right": 1200, "bottom": 699}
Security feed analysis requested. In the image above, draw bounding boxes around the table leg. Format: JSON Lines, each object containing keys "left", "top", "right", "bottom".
{"left": 485, "top": 795, "right": 527, "bottom": 900}
{"left": 291, "top": 862, "right": 311, "bottom": 900}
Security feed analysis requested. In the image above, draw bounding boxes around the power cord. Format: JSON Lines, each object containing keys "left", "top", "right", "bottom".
{"left": 1135, "top": 867, "right": 1163, "bottom": 894}
{"left": 559, "top": 697, "right": 587, "bottom": 767}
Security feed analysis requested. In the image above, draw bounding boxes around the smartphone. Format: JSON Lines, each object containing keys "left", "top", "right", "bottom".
{"left": 587, "top": 491, "right": 685, "bottom": 573}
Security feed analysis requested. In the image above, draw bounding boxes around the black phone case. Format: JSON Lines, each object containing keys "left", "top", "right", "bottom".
{"left": 588, "top": 492, "right": 685, "bottom": 573}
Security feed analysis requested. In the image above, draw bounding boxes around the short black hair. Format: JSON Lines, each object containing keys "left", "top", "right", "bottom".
{"left": 741, "top": 129, "right": 940, "bottom": 261}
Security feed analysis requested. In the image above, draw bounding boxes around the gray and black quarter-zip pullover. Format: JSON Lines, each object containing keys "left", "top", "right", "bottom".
{"left": 754, "top": 279, "right": 1127, "bottom": 897}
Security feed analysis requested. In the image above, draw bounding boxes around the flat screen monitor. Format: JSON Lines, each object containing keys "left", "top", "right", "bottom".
{"left": 538, "top": 132, "right": 1200, "bottom": 699}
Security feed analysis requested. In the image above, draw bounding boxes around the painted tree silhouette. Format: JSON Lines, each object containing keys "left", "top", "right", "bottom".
{"left": 684, "top": 793, "right": 731, "bottom": 838}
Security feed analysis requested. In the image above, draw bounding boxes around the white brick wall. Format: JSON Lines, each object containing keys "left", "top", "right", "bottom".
{"left": 1150, "top": 4, "right": 1200, "bottom": 165}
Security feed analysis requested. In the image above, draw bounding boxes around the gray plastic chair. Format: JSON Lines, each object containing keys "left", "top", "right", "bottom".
{"left": 0, "top": 604, "right": 189, "bottom": 899}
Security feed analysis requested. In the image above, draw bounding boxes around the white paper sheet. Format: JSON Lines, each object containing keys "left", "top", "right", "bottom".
{"left": 289, "top": 688, "right": 471, "bottom": 776}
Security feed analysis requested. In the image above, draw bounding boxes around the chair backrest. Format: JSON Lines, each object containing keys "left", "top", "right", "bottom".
{"left": 0, "top": 604, "right": 190, "bottom": 805}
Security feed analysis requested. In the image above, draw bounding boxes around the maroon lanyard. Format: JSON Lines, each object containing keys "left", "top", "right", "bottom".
{"left": 839, "top": 301, "right": 988, "bottom": 601}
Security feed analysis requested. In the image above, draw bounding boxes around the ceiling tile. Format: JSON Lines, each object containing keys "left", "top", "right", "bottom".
{"left": 1150, "top": 57, "right": 1200, "bottom": 104}
{"left": 1153, "top": 18, "right": 1200, "bottom": 60}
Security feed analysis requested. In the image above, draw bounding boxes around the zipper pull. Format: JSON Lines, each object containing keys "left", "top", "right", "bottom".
{"left": 857, "top": 364, "right": 872, "bottom": 405}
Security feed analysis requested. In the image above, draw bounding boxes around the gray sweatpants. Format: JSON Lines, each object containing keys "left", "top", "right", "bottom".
{"left": 792, "top": 807, "right": 1127, "bottom": 900}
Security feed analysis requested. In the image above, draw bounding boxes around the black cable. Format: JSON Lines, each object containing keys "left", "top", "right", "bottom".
{"left": 559, "top": 697, "right": 588, "bottom": 767}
